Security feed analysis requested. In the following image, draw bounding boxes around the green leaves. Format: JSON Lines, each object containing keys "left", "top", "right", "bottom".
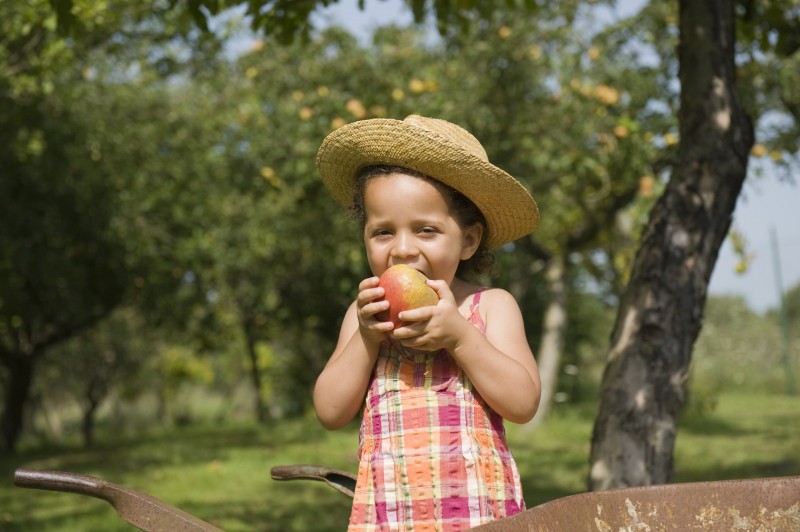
{"left": 8, "top": 0, "right": 798, "bottom": 433}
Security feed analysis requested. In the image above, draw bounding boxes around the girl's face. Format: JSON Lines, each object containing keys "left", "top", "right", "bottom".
{"left": 362, "top": 172, "right": 482, "bottom": 285}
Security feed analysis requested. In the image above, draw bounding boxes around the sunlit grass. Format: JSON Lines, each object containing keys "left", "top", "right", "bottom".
{"left": 2, "top": 391, "right": 798, "bottom": 531}
{"left": 674, "top": 392, "right": 800, "bottom": 482}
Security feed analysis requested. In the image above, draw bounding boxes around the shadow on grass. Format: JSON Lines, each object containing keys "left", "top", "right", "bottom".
{"left": 675, "top": 457, "right": 800, "bottom": 484}
{"left": 0, "top": 495, "right": 133, "bottom": 532}
{"left": 519, "top": 460, "right": 589, "bottom": 506}
{"left": 515, "top": 439, "right": 591, "bottom": 507}
{"left": 198, "top": 484, "right": 353, "bottom": 531}
{"left": 677, "top": 412, "right": 747, "bottom": 436}
{"left": 3, "top": 417, "right": 335, "bottom": 478}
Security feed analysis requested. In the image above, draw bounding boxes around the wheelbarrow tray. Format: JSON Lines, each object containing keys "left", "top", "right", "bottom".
{"left": 473, "top": 475, "right": 800, "bottom": 531}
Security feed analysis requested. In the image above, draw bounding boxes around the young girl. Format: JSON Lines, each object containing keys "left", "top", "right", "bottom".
{"left": 314, "top": 115, "right": 541, "bottom": 531}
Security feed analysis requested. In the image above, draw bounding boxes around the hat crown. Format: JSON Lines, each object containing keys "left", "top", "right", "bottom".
{"left": 316, "top": 115, "right": 539, "bottom": 249}
{"left": 403, "top": 115, "right": 489, "bottom": 162}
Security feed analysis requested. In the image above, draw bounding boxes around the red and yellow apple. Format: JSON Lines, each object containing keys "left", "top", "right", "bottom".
{"left": 376, "top": 264, "right": 439, "bottom": 328}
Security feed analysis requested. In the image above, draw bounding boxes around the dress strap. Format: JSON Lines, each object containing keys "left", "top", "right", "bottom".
{"left": 470, "top": 288, "right": 486, "bottom": 313}
{"left": 468, "top": 288, "right": 488, "bottom": 333}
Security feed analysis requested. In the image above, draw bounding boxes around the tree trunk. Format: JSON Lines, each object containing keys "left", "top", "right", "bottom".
{"left": 0, "top": 355, "right": 35, "bottom": 454}
{"left": 82, "top": 378, "right": 105, "bottom": 448}
{"left": 244, "top": 324, "right": 267, "bottom": 423}
{"left": 35, "top": 393, "right": 65, "bottom": 442}
{"left": 529, "top": 253, "right": 567, "bottom": 427}
{"left": 82, "top": 397, "right": 99, "bottom": 448}
{"left": 588, "top": 0, "right": 754, "bottom": 490}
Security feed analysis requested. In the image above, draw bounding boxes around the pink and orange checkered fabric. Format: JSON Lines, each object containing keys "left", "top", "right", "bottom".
{"left": 348, "top": 290, "right": 525, "bottom": 531}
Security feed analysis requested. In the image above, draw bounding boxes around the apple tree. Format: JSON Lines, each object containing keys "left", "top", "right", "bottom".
{"left": 0, "top": 0, "right": 233, "bottom": 452}
{"left": 39, "top": 0, "right": 800, "bottom": 489}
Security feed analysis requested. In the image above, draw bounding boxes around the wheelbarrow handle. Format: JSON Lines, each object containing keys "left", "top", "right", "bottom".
{"left": 14, "top": 468, "right": 224, "bottom": 532}
{"left": 270, "top": 464, "right": 356, "bottom": 497}
{"left": 14, "top": 468, "right": 106, "bottom": 497}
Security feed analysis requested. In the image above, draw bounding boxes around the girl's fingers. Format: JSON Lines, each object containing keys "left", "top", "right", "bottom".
{"left": 363, "top": 299, "right": 389, "bottom": 318}
{"left": 426, "top": 279, "right": 455, "bottom": 302}
{"left": 396, "top": 335, "right": 436, "bottom": 351}
{"left": 392, "top": 322, "right": 426, "bottom": 339}
{"left": 358, "top": 286, "right": 385, "bottom": 307}
{"left": 396, "top": 307, "right": 432, "bottom": 324}
{"left": 358, "top": 276, "right": 380, "bottom": 291}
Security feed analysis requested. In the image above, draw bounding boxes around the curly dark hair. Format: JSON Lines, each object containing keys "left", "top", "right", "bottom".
{"left": 349, "top": 165, "right": 495, "bottom": 279}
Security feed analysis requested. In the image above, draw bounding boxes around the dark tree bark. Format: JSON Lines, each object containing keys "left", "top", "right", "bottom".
{"left": 82, "top": 394, "right": 100, "bottom": 448}
{"left": 81, "top": 376, "right": 108, "bottom": 448}
{"left": 0, "top": 355, "right": 36, "bottom": 453}
{"left": 0, "top": 310, "right": 111, "bottom": 453}
{"left": 588, "top": 0, "right": 754, "bottom": 490}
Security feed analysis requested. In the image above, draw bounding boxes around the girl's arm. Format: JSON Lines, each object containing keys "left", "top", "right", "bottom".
{"left": 313, "top": 277, "right": 391, "bottom": 429}
{"left": 453, "top": 288, "right": 540, "bottom": 423}
{"left": 394, "top": 284, "right": 540, "bottom": 424}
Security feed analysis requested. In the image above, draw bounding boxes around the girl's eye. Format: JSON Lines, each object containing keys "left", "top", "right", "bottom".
{"left": 372, "top": 229, "right": 392, "bottom": 237}
{"left": 419, "top": 227, "right": 438, "bottom": 235}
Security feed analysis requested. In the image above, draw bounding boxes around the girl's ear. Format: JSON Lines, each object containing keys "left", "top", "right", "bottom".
{"left": 460, "top": 223, "right": 484, "bottom": 260}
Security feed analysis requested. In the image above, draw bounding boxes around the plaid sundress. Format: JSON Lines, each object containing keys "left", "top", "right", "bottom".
{"left": 349, "top": 289, "right": 525, "bottom": 531}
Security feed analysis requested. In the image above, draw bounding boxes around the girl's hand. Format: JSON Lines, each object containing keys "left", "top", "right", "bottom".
{"left": 356, "top": 276, "right": 394, "bottom": 346}
{"left": 391, "top": 279, "right": 473, "bottom": 352}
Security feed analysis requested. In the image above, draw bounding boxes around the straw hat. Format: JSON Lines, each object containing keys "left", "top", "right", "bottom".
{"left": 316, "top": 115, "right": 539, "bottom": 249}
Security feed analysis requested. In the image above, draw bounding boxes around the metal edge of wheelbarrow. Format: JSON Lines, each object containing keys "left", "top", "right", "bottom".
{"left": 13, "top": 468, "right": 223, "bottom": 532}
{"left": 472, "top": 475, "right": 800, "bottom": 531}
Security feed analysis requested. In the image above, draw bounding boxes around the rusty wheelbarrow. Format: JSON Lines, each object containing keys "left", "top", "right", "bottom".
{"left": 13, "top": 465, "right": 800, "bottom": 530}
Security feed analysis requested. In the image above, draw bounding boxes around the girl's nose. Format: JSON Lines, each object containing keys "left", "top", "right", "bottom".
{"left": 391, "top": 232, "right": 418, "bottom": 258}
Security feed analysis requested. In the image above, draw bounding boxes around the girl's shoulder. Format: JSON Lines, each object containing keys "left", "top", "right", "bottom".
{"left": 471, "top": 287, "right": 526, "bottom": 336}
{"left": 472, "top": 286, "right": 520, "bottom": 309}
{"left": 454, "top": 282, "right": 521, "bottom": 318}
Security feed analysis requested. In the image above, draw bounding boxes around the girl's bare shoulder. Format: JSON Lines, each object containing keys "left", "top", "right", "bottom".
{"left": 474, "top": 287, "right": 523, "bottom": 318}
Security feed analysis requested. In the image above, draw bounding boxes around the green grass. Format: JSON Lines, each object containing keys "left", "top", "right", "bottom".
{"left": 2, "top": 391, "right": 798, "bottom": 531}
{"left": 674, "top": 392, "right": 800, "bottom": 482}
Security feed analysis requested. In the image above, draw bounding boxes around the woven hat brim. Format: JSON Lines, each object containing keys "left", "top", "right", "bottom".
{"left": 316, "top": 119, "right": 539, "bottom": 249}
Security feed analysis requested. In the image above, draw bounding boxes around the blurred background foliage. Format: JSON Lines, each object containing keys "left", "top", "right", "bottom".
{"left": 1, "top": 0, "right": 798, "bottom": 455}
